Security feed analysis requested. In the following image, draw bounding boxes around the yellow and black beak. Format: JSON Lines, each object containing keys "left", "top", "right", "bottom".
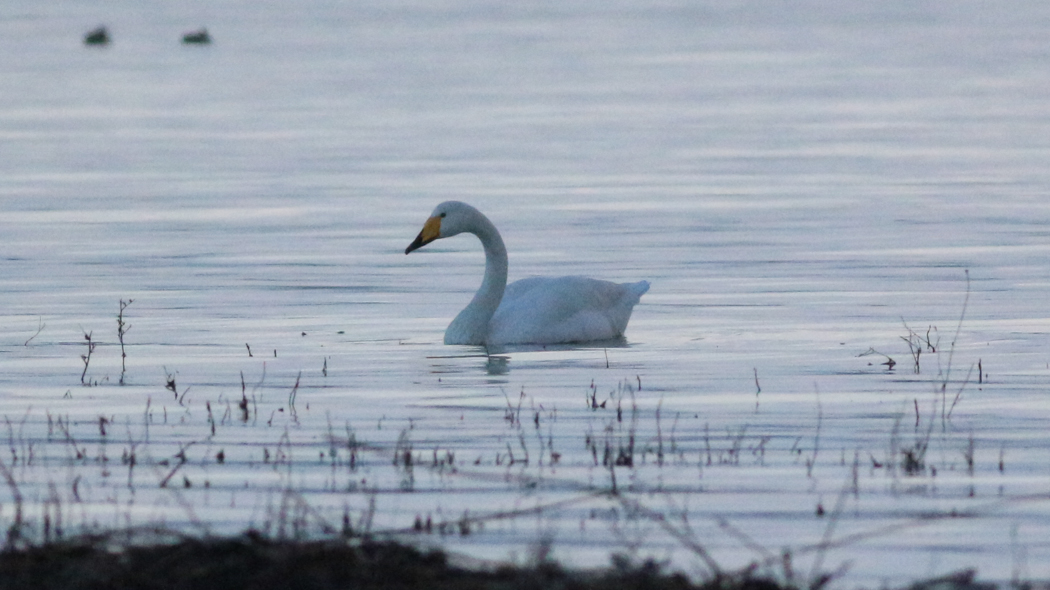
{"left": 405, "top": 215, "right": 442, "bottom": 254}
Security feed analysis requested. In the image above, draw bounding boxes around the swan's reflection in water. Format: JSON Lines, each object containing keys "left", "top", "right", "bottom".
{"left": 485, "top": 355, "right": 509, "bottom": 375}
{"left": 428, "top": 338, "right": 637, "bottom": 380}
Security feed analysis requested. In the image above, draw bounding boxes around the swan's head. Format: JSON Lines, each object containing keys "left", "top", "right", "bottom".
{"left": 405, "top": 201, "right": 481, "bottom": 254}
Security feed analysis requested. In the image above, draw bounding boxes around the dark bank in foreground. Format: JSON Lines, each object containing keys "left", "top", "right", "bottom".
{"left": 0, "top": 530, "right": 1004, "bottom": 590}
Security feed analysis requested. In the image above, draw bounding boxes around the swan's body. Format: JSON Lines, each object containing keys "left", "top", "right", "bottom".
{"left": 405, "top": 201, "right": 649, "bottom": 346}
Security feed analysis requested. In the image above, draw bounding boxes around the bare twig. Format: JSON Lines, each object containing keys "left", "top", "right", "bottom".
{"left": 806, "top": 387, "right": 823, "bottom": 478}
{"left": 80, "top": 330, "right": 96, "bottom": 385}
{"left": 615, "top": 495, "right": 722, "bottom": 577}
{"left": 858, "top": 348, "right": 896, "bottom": 371}
{"left": 288, "top": 372, "right": 301, "bottom": 424}
{"left": 0, "top": 454, "right": 23, "bottom": 547}
{"left": 808, "top": 461, "right": 856, "bottom": 588}
{"left": 940, "top": 270, "right": 972, "bottom": 428}
{"left": 117, "top": 299, "right": 133, "bottom": 385}
{"left": 23, "top": 317, "right": 45, "bottom": 346}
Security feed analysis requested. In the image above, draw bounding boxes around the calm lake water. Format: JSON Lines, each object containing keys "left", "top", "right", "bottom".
{"left": 3, "top": 0, "right": 1050, "bottom": 586}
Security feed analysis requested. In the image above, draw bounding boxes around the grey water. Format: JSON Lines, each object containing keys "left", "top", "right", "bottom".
{"left": 3, "top": 0, "right": 1050, "bottom": 585}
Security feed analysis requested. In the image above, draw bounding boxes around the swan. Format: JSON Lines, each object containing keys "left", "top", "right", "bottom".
{"left": 405, "top": 201, "right": 649, "bottom": 346}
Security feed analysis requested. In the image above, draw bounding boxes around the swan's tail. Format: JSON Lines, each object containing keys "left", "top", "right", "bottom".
{"left": 602, "top": 280, "right": 649, "bottom": 338}
{"left": 625, "top": 280, "right": 650, "bottom": 301}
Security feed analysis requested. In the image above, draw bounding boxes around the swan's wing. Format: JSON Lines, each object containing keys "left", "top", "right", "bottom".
{"left": 488, "top": 277, "right": 649, "bottom": 345}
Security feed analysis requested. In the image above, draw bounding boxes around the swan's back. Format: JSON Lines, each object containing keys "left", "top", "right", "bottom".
{"left": 488, "top": 277, "right": 649, "bottom": 345}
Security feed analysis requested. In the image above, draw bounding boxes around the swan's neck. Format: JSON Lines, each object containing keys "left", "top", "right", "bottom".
{"left": 445, "top": 215, "right": 507, "bottom": 345}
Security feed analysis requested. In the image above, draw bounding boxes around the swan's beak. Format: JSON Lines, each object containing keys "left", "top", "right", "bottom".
{"left": 405, "top": 215, "right": 441, "bottom": 254}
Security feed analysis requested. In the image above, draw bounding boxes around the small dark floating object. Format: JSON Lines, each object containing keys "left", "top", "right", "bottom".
{"left": 182, "top": 28, "right": 211, "bottom": 45}
{"left": 84, "top": 26, "right": 110, "bottom": 46}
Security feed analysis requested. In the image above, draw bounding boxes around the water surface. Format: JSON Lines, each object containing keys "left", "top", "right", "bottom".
{"left": 2, "top": 1, "right": 1050, "bottom": 586}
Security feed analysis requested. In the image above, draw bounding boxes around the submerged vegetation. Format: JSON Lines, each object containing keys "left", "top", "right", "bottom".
{"left": 0, "top": 273, "right": 1041, "bottom": 587}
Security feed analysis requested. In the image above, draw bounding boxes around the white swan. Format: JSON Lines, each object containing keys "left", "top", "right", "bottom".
{"left": 405, "top": 201, "right": 649, "bottom": 346}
